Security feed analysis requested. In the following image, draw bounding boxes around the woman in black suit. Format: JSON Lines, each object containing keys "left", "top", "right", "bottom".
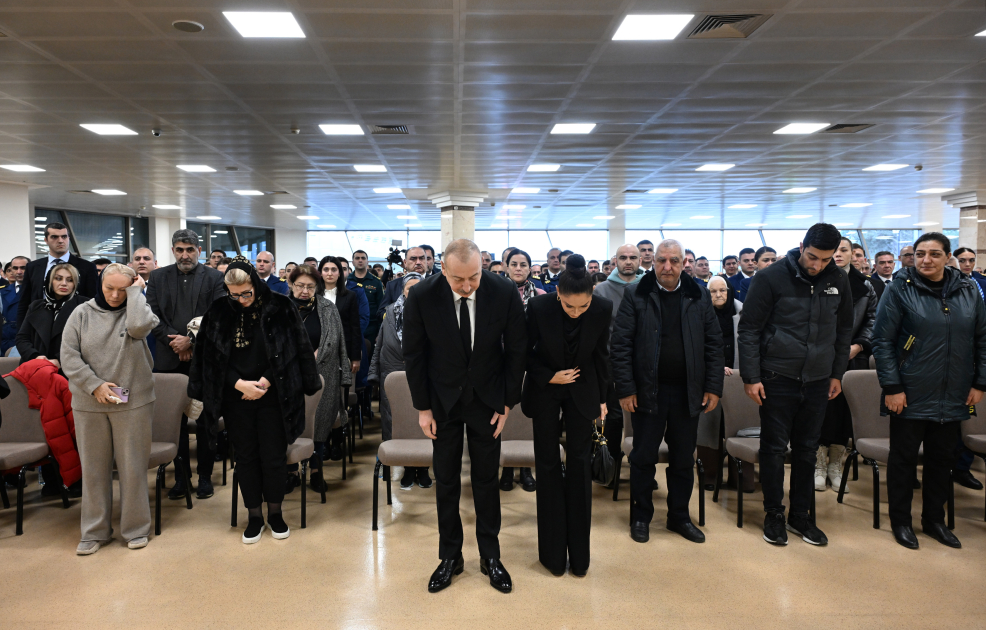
{"left": 318, "top": 255, "right": 360, "bottom": 459}
{"left": 522, "top": 254, "right": 612, "bottom": 577}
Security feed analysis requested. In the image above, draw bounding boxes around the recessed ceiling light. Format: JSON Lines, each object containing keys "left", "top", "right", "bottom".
{"left": 373, "top": 187, "right": 402, "bottom": 193}
{"left": 177, "top": 164, "right": 216, "bottom": 173}
{"left": 594, "top": 215, "right": 616, "bottom": 220}
{"left": 223, "top": 11, "right": 305, "bottom": 38}
{"left": 914, "top": 221, "right": 939, "bottom": 226}
{"left": 696, "top": 164, "right": 734, "bottom": 172}
{"left": 648, "top": 188, "right": 678, "bottom": 194}
{"left": 746, "top": 223, "right": 768, "bottom": 227}
{"left": 691, "top": 215, "right": 714, "bottom": 220}
{"left": 319, "top": 124, "right": 363, "bottom": 135}
{"left": 528, "top": 164, "right": 561, "bottom": 172}
{"left": 297, "top": 215, "right": 319, "bottom": 220}
{"left": 92, "top": 189, "right": 126, "bottom": 196}
{"left": 976, "top": 29, "right": 986, "bottom": 36}
{"left": 234, "top": 190, "right": 264, "bottom": 196}
{"left": 774, "top": 123, "right": 829, "bottom": 135}
{"left": 197, "top": 215, "right": 222, "bottom": 220}
{"left": 354, "top": 164, "right": 387, "bottom": 172}
{"left": 270, "top": 204, "right": 297, "bottom": 209}
{"left": 388, "top": 204, "right": 411, "bottom": 210}
{"left": 396, "top": 215, "right": 417, "bottom": 220}
{"left": 786, "top": 214, "right": 812, "bottom": 219}
{"left": 840, "top": 203, "right": 872, "bottom": 208}
{"left": 152, "top": 204, "right": 181, "bottom": 210}
{"left": 317, "top": 224, "right": 336, "bottom": 229}
{"left": 80, "top": 124, "right": 137, "bottom": 135}
{"left": 35, "top": 216, "right": 47, "bottom": 222}
{"left": 502, "top": 204, "right": 526, "bottom": 210}
{"left": 661, "top": 222, "right": 681, "bottom": 227}
{"left": 882, "top": 214, "right": 911, "bottom": 219}
{"left": 729, "top": 204, "right": 758, "bottom": 209}
{"left": 863, "top": 164, "right": 908, "bottom": 171}
{"left": 551, "top": 123, "right": 596, "bottom": 134}
{"left": 512, "top": 187, "right": 540, "bottom": 194}
{"left": 784, "top": 187, "right": 817, "bottom": 193}
{"left": 917, "top": 188, "right": 954, "bottom": 194}
{"left": 612, "top": 14, "right": 694, "bottom": 40}
{"left": 1, "top": 164, "right": 44, "bottom": 172}
{"left": 616, "top": 204, "right": 641, "bottom": 210}
{"left": 213, "top": 230, "right": 229, "bottom": 235}
{"left": 576, "top": 223, "right": 596, "bottom": 227}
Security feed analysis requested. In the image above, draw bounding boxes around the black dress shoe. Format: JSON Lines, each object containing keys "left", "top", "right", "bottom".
{"left": 667, "top": 520, "right": 706, "bottom": 543}
{"left": 480, "top": 557, "right": 513, "bottom": 593}
{"left": 892, "top": 524, "right": 919, "bottom": 549}
{"left": 167, "top": 477, "right": 188, "bottom": 501}
{"left": 284, "top": 473, "right": 301, "bottom": 495}
{"left": 196, "top": 476, "right": 214, "bottom": 499}
{"left": 519, "top": 468, "right": 536, "bottom": 492}
{"left": 499, "top": 468, "right": 514, "bottom": 491}
{"left": 922, "top": 520, "right": 961, "bottom": 549}
{"left": 571, "top": 567, "right": 587, "bottom": 578}
{"left": 630, "top": 521, "right": 649, "bottom": 543}
{"left": 952, "top": 470, "right": 984, "bottom": 491}
{"left": 428, "top": 553, "right": 464, "bottom": 593}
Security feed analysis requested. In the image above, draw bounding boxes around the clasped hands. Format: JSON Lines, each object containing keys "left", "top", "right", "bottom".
{"left": 235, "top": 377, "right": 271, "bottom": 401}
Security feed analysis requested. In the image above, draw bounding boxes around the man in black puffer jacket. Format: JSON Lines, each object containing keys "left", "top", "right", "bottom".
{"left": 737, "top": 223, "right": 853, "bottom": 547}
{"left": 612, "top": 239, "right": 724, "bottom": 545}
{"left": 872, "top": 232, "right": 986, "bottom": 550}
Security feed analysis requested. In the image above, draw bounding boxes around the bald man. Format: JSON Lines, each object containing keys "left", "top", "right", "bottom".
{"left": 255, "top": 250, "right": 289, "bottom": 295}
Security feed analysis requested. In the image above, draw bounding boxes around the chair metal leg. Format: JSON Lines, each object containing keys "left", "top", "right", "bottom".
{"left": 697, "top": 459, "right": 705, "bottom": 527}
{"left": 852, "top": 451, "right": 859, "bottom": 481}
{"left": 357, "top": 390, "right": 364, "bottom": 439}
{"left": 736, "top": 458, "right": 743, "bottom": 528}
{"left": 713, "top": 452, "right": 725, "bottom": 504}
{"left": 0, "top": 479, "right": 8, "bottom": 509}
{"left": 175, "top": 457, "right": 193, "bottom": 510}
{"left": 49, "top": 457, "right": 71, "bottom": 508}
{"left": 947, "top": 476, "right": 955, "bottom": 531}
{"left": 16, "top": 466, "right": 27, "bottom": 536}
{"left": 871, "top": 460, "right": 880, "bottom": 530}
{"left": 222, "top": 433, "right": 228, "bottom": 486}
{"left": 231, "top": 469, "right": 239, "bottom": 527}
{"left": 342, "top": 424, "right": 348, "bottom": 480}
{"left": 301, "top": 460, "right": 308, "bottom": 529}
{"left": 155, "top": 464, "right": 165, "bottom": 536}
{"left": 385, "top": 465, "right": 392, "bottom": 505}
{"left": 612, "top": 452, "right": 624, "bottom": 502}
{"left": 372, "top": 460, "right": 381, "bottom": 531}
{"left": 837, "top": 450, "right": 856, "bottom": 504}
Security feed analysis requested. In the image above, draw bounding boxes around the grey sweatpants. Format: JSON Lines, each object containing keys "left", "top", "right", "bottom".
{"left": 75, "top": 403, "right": 153, "bottom": 543}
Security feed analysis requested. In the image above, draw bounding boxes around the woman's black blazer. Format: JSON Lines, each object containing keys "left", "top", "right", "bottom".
{"left": 521, "top": 292, "right": 612, "bottom": 420}
{"left": 334, "top": 289, "right": 363, "bottom": 360}
{"left": 15, "top": 295, "right": 89, "bottom": 363}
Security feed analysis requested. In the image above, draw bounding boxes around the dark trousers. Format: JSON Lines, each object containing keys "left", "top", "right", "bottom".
{"left": 224, "top": 396, "right": 287, "bottom": 509}
{"left": 888, "top": 417, "right": 960, "bottom": 528}
{"left": 168, "top": 362, "right": 216, "bottom": 479}
{"left": 603, "top": 381, "right": 624, "bottom": 460}
{"left": 629, "top": 382, "right": 699, "bottom": 525}
{"left": 759, "top": 372, "right": 829, "bottom": 517}
{"left": 532, "top": 397, "right": 593, "bottom": 574}
{"left": 433, "top": 394, "right": 501, "bottom": 560}
{"left": 819, "top": 391, "right": 852, "bottom": 447}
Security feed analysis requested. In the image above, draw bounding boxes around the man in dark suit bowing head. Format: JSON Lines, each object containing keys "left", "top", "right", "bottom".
{"left": 402, "top": 238, "right": 527, "bottom": 594}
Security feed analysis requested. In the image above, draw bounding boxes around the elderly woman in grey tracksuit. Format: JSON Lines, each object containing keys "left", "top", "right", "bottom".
{"left": 368, "top": 272, "right": 426, "bottom": 489}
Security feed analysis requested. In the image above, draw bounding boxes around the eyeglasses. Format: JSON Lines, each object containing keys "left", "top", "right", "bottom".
{"left": 227, "top": 290, "right": 254, "bottom": 302}
{"left": 293, "top": 283, "right": 317, "bottom": 292}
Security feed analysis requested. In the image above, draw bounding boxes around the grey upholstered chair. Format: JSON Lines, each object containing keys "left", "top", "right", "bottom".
{"left": 499, "top": 404, "right": 545, "bottom": 468}
{"left": 373, "top": 371, "right": 433, "bottom": 531}
{"left": 0, "top": 356, "right": 21, "bottom": 374}
{"left": 231, "top": 376, "right": 323, "bottom": 530}
{"left": 0, "top": 375, "right": 69, "bottom": 536}
{"left": 148, "top": 373, "right": 194, "bottom": 534}
{"left": 842, "top": 370, "right": 954, "bottom": 530}
{"left": 186, "top": 413, "right": 228, "bottom": 485}
{"left": 961, "top": 412, "right": 986, "bottom": 521}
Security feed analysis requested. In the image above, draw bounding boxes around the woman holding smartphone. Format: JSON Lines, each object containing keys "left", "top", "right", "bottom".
{"left": 61, "top": 263, "right": 160, "bottom": 555}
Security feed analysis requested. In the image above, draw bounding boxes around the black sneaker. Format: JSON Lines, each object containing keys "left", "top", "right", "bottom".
{"left": 196, "top": 476, "right": 214, "bottom": 499}
{"left": 786, "top": 513, "right": 828, "bottom": 546}
{"left": 400, "top": 467, "right": 415, "bottom": 490}
{"left": 763, "top": 511, "right": 788, "bottom": 546}
{"left": 268, "top": 513, "right": 290, "bottom": 540}
{"left": 242, "top": 516, "right": 265, "bottom": 544}
{"left": 167, "top": 476, "right": 188, "bottom": 501}
{"left": 309, "top": 468, "right": 328, "bottom": 493}
{"left": 416, "top": 467, "right": 433, "bottom": 489}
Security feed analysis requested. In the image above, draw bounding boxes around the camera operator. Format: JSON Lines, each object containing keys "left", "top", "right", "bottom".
{"left": 376, "top": 246, "right": 431, "bottom": 318}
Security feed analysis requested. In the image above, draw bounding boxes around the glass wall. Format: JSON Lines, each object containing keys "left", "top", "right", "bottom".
{"left": 185, "top": 221, "right": 274, "bottom": 263}
{"left": 34, "top": 208, "right": 149, "bottom": 263}
{"left": 858, "top": 230, "right": 921, "bottom": 259}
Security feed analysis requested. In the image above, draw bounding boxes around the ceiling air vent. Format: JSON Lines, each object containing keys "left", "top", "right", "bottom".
{"left": 821, "top": 123, "right": 875, "bottom": 134}
{"left": 688, "top": 14, "right": 771, "bottom": 39}
{"left": 370, "top": 125, "right": 409, "bottom": 135}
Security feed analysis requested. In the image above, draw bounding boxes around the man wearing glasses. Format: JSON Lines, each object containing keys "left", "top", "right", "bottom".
{"left": 894, "top": 245, "right": 915, "bottom": 279}
{"left": 17, "top": 222, "right": 99, "bottom": 328}
{"left": 147, "top": 229, "right": 226, "bottom": 501}
{"left": 0, "top": 256, "right": 28, "bottom": 355}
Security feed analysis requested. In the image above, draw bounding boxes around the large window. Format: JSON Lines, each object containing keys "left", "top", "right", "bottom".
{"left": 186, "top": 221, "right": 274, "bottom": 263}
{"left": 761, "top": 231, "right": 805, "bottom": 255}
{"left": 859, "top": 230, "right": 921, "bottom": 260}
{"left": 34, "top": 208, "right": 149, "bottom": 263}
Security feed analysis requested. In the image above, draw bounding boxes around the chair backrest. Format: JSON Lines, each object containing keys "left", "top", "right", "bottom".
{"left": 151, "top": 373, "right": 190, "bottom": 445}
{"left": 0, "top": 356, "right": 21, "bottom": 376}
{"left": 842, "top": 370, "right": 889, "bottom": 440}
{"left": 868, "top": 355, "right": 877, "bottom": 370}
{"left": 501, "top": 405, "right": 534, "bottom": 441}
{"left": 385, "top": 371, "right": 423, "bottom": 440}
{"left": 962, "top": 412, "right": 986, "bottom": 440}
{"left": 719, "top": 370, "right": 762, "bottom": 439}
{"left": 0, "top": 376, "right": 45, "bottom": 443}
{"left": 302, "top": 376, "right": 325, "bottom": 440}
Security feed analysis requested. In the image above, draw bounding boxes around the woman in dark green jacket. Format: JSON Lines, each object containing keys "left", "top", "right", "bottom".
{"left": 872, "top": 232, "right": 986, "bottom": 550}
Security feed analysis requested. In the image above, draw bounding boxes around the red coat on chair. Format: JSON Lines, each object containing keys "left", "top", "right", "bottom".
{"left": 5, "top": 359, "right": 81, "bottom": 487}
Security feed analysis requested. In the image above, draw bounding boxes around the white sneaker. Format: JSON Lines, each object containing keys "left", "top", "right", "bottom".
{"left": 828, "top": 444, "right": 848, "bottom": 494}
{"left": 76, "top": 540, "right": 101, "bottom": 555}
{"left": 814, "top": 445, "right": 827, "bottom": 492}
{"left": 128, "top": 537, "right": 148, "bottom": 550}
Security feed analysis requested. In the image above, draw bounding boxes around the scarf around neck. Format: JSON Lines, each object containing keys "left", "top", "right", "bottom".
{"left": 392, "top": 272, "right": 423, "bottom": 342}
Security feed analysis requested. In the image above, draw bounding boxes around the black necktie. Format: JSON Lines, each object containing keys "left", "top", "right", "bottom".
{"left": 459, "top": 296, "right": 472, "bottom": 361}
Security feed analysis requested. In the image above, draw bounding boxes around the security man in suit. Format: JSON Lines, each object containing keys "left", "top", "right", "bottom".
{"left": 17, "top": 222, "right": 99, "bottom": 328}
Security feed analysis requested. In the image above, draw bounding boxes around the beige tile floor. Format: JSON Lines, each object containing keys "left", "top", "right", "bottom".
{"left": 2, "top": 417, "right": 986, "bottom": 630}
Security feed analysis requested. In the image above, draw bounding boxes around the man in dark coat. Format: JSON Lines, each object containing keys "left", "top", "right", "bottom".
{"left": 146, "top": 229, "right": 225, "bottom": 500}
{"left": 402, "top": 239, "right": 526, "bottom": 594}
{"left": 377, "top": 246, "right": 429, "bottom": 318}
{"left": 17, "top": 222, "right": 98, "bottom": 328}
{"left": 737, "top": 223, "right": 853, "bottom": 548}
{"left": 611, "top": 239, "right": 724, "bottom": 545}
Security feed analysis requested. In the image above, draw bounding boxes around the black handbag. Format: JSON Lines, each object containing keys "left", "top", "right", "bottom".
{"left": 591, "top": 418, "right": 615, "bottom": 485}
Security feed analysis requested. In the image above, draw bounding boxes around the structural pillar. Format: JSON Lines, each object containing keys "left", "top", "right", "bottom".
{"left": 428, "top": 189, "right": 487, "bottom": 250}
{"left": 0, "top": 182, "right": 34, "bottom": 259}
{"left": 607, "top": 213, "right": 627, "bottom": 260}
{"left": 149, "top": 215, "right": 184, "bottom": 266}
{"left": 945, "top": 191, "right": 986, "bottom": 268}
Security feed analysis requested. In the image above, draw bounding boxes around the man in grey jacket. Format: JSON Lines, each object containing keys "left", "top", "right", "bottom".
{"left": 593, "top": 244, "right": 644, "bottom": 463}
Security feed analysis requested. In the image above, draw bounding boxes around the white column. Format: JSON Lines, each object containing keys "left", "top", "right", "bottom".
{"left": 149, "top": 216, "right": 183, "bottom": 266}
{"left": 607, "top": 214, "right": 626, "bottom": 260}
{"left": 0, "top": 183, "right": 33, "bottom": 259}
{"left": 274, "top": 228, "right": 308, "bottom": 266}
{"left": 440, "top": 206, "right": 475, "bottom": 250}
{"left": 959, "top": 205, "right": 986, "bottom": 268}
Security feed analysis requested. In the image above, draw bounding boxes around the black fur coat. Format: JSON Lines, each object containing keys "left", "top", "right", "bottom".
{"left": 188, "top": 291, "right": 322, "bottom": 444}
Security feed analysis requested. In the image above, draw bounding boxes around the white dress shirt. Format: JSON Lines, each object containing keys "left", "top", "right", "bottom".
{"left": 324, "top": 286, "right": 337, "bottom": 304}
{"left": 877, "top": 275, "right": 892, "bottom": 286}
{"left": 452, "top": 290, "right": 476, "bottom": 350}
{"left": 46, "top": 253, "right": 69, "bottom": 277}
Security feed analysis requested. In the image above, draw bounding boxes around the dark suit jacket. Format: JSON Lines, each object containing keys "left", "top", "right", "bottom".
{"left": 521, "top": 293, "right": 612, "bottom": 421}
{"left": 376, "top": 277, "right": 402, "bottom": 319}
{"left": 402, "top": 270, "right": 527, "bottom": 416}
{"left": 869, "top": 274, "right": 888, "bottom": 301}
{"left": 333, "top": 288, "right": 363, "bottom": 360}
{"left": 146, "top": 263, "right": 225, "bottom": 371}
{"left": 17, "top": 254, "right": 98, "bottom": 329}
